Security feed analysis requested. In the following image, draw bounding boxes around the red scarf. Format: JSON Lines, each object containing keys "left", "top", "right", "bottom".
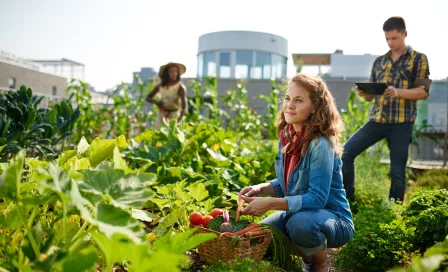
{"left": 281, "top": 124, "right": 305, "bottom": 195}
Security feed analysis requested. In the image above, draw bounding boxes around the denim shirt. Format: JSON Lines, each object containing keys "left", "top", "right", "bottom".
{"left": 270, "top": 137, "right": 354, "bottom": 228}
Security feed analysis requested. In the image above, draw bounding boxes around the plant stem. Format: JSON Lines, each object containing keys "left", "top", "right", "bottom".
{"left": 27, "top": 206, "right": 39, "bottom": 229}
{"left": 69, "top": 225, "right": 93, "bottom": 253}
{"left": 16, "top": 205, "right": 39, "bottom": 259}
{"left": 18, "top": 248, "right": 24, "bottom": 264}
{"left": 60, "top": 195, "right": 68, "bottom": 251}
{"left": 71, "top": 219, "right": 89, "bottom": 243}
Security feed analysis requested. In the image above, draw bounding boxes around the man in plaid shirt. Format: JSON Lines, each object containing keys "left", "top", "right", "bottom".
{"left": 342, "top": 17, "right": 431, "bottom": 203}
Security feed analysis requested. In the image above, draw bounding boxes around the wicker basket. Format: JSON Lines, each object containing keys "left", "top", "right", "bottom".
{"left": 195, "top": 226, "right": 273, "bottom": 264}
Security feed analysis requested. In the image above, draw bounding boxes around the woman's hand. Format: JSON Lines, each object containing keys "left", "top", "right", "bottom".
{"left": 240, "top": 183, "right": 278, "bottom": 197}
{"left": 239, "top": 185, "right": 262, "bottom": 197}
{"left": 239, "top": 195, "right": 271, "bottom": 216}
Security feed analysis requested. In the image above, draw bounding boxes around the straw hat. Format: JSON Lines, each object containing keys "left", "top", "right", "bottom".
{"left": 158, "top": 62, "right": 186, "bottom": 78}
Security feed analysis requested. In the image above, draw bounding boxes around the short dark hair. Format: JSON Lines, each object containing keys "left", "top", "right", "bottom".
{"left": 383, "top": 17, "right": 406, "bottom": 33}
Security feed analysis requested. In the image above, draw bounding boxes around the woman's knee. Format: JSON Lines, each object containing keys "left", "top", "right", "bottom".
{"left": 260, "top": 211, "right": 287, "bottom": 235}
{"left": 285, "top": 212, "right": 325, "bottom": 248}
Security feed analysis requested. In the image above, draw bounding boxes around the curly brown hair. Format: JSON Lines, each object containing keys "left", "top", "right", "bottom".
{"left": 276, "top": 74, "right": 344, "bottom": 157}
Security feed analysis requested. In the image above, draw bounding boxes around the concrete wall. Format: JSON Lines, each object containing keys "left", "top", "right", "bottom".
{"left": 0, "top": 60, "right": 67, "bottom": 97}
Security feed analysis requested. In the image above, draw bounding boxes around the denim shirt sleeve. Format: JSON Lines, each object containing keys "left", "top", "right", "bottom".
{"left": 269, "top": 178, "right": 284, "bottom": 198}
{"left": 284, "top": 138, "right": 334, "bottom": 214}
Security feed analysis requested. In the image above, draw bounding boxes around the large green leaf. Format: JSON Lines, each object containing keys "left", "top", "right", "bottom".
{"left": 61, "top": 247, "right": 98, "bottom": 272}
{"left": 0, "top": 203, "right": 21, "bottom": 228}
{"left": 206, "top": 148, "right": 228, "bottom": 161}
{"left": 38, "top": 162, "right": 71, "bottom": 195}
{"left": 76, "top": 137, "right": 90, "bottom": 155}
{"left": 70, "top": 181, "right": 145, "bottom": 243}
{"left": 92, "top": 232, "right": 148, "bottom": 270}
{"left": 113, "top": 146, "right": 131, "bottom": 173}
{"left": 153, "top": 227, "right": 216, "bottom": 254}
{"left": 0, "top": 149, "right": 25, "bottom": 200}
{"left": 165, "top": 166, "right": 205, "bottom": 180}
{"left": 92, "top": 232, "right": 186, "bottom": 272}
{"left": 46, "top": 106, "right": 58, "bottom": 126}
{"left": 87, "top": 136, "right": 129, "bottom": 167}
{"left": 94, "top": 203, "right": 145, "bottom": 243}
{"left": 57, "top": 150, "right": 77, "bottom": 166}
{"left": 24, "top": 107, "right": 36, "bottom": 131}
{"left": 65, "top": 156, "right": 91, "bottom": 170}
{"left": 153, "top": 206, "right": 186, "bottom": 236}
{"left": 25, "top": 157, "right": 48, "bottom": 182}
{"left": 187, "top": 182, "right": 209, "bottom": 202}
{"left": 79, "top": 169, "right": 156, "bottom": 209}
{"left": 131, "top": 209, "right": 158, "bottom": 223}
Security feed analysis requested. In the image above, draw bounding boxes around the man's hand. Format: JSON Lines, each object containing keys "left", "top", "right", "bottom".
{"left": 239, "top": 195, "right": 271, "bottom": 216}
{"left": 356, "top": 87, "right": 373, "bottom": 101}
{"left": 384, "top": 86, "right": 401, "bottom": 98}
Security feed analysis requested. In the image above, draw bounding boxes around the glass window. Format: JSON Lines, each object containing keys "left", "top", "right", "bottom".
{"left": 203, "top": 52, "right": 217, "bottom": 77}
{"left": 281, "top": 56, "right": 287, "bottom": 78}
{"left": 197, "top": 54, "right": 204, "bottom": 78}
{"left": 219, "top": 52, "right": 231, "bottom": 78}
{"left": 250, "top": 67, "right": 262, "bottom": 79}
{"left": 8, "top": 77, "right": 16, "bottom": 89}
{"left": 251, "top": 51, "right": 271, "bottom": 79}
{"left": 235, "top": 50, "right": 253, "bottom": 79}
{"left": 271, "top": 54, "right": 287, "bottom": 79}
{"left": 52, "top": 86, "right": 57, "bottom": 96}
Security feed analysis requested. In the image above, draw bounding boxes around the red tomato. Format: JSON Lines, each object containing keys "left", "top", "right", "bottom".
{"left": 209, "top": 208, "right": 223, "bottom": 218}
{"left": 202, "top": 215, "right": 213, "bottom": 227}
{"left": 189, "top": 212, "right": 203, "bottom": 226}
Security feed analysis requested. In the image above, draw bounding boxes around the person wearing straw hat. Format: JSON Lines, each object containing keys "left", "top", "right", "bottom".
{"left": 146, "top": 62, "right": 188, "bottom": 128}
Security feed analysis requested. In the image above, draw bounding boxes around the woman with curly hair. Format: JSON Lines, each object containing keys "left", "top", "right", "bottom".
{"left": 239, "top": 74, "right": 354, "bottom": 272}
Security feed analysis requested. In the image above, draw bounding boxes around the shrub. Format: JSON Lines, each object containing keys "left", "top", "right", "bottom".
{"left": 205, "top": 258, "right": 286, "bottom": 272}
{"left": 336, "top": 199, "right": 416, "bottom": 272}
{"left": 403, "top": 189, "right": 448, "bottom": 251}
{"left": 416, "top": 169, "right": 448, "bottom": 190}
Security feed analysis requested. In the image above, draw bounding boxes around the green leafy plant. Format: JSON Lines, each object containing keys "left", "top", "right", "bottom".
{"left": 340, "top": 88, "right": 371, "bottom": 143}
{"left": 0, "top": 86, "right": 79, "bottom": 161}
{"left": 389, "top": 235, "right": 448, "bottom": 272}
{"left": 256, "top": 80, "right": 281, "bottom": 139}
{"left": 415, "top": 169, "right": 448, "bottom": 190}
{"left": 222, "top": 83, "right": 263, "bottom": 138}
{"left": 205, "top": 258, "right": 286, "bottom": 272}
{"left": 336, "top": 199, "right": 416, "bottom": 272}
{"left": 0, "top": 140, "right": 216, "bottom": 271}
{"left": 403, "top": 189, "right": 448, "bottom": 251}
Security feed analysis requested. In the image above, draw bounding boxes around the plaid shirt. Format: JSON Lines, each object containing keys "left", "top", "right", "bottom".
{"left": 369, "top": 46, "right": 430, "bottom": 123}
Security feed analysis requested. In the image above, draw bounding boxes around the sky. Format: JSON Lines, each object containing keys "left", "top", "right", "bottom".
{"left": 0, "top": 0, "right": 447, "bottom": 91}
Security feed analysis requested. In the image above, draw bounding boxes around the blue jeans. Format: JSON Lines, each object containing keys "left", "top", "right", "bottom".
{"left": 342, "top": 121, "right": 413, "bottom": 202}
{"left": 261, "top": 210, "right": 354, "bottom": 256}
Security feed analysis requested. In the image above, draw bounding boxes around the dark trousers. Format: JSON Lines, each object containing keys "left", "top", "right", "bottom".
{"left": 342, "top": 121, "right": 413, "bottom": 202}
